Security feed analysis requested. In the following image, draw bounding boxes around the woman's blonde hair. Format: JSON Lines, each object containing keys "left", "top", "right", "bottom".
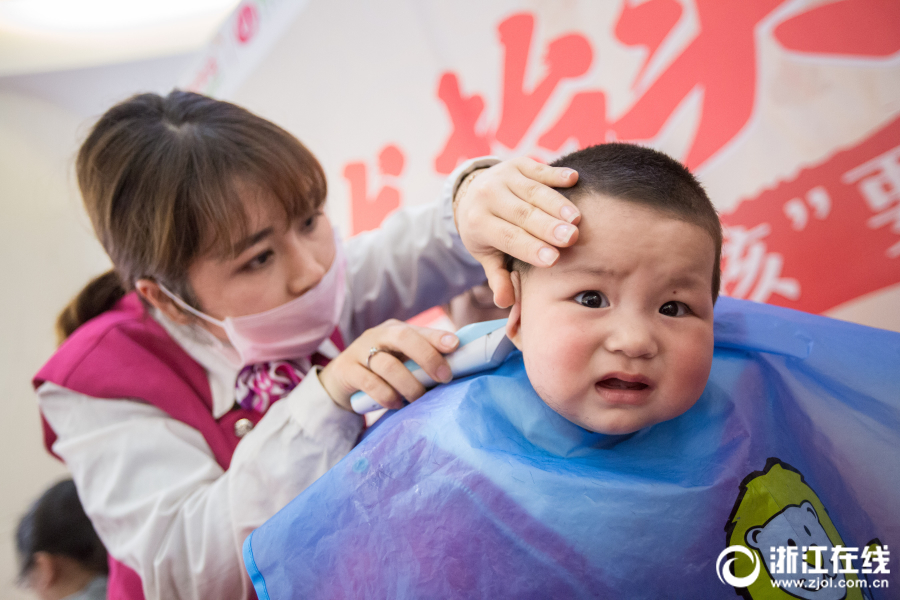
{"left": 57, "top": 90, "right": 327, "bottom": 342}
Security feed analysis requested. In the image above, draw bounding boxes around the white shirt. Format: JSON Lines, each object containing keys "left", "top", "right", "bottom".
{"left": 38, "top": 158, "right": 498, "bottom": 600}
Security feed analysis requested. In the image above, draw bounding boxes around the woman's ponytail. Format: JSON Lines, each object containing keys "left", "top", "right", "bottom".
{"left": 56, "top": 270, "right": 126, "bottom": 344}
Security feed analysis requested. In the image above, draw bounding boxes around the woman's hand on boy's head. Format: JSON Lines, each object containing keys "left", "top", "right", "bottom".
{"left": 318, "top": 320, "right": 459, "bottom": 411}
{"left": 454, "top": 157, "right": 580, "bottom": 309}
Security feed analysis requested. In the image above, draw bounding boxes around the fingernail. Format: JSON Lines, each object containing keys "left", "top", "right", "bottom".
{"left": 554, "top": 223, "right": 574, "bottom": 243}
{"left": 437, "top": 365, "right": 452, "bottom": 383}
{"left": 538, "top": 247, "right": 558, "bottom": 266}
{"left": 561, "top": 168, "right": 575, "bottom": 180}
{"left": 560, "top": 205, "right": 579, "bottom": 223}
{"left": 441, "top": 334, "right": 458, "bottom": 349}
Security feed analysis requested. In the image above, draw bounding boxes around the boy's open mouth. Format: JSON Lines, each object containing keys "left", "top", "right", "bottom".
{"left": 597, "top": 377, "right": 650, "bottom": 390}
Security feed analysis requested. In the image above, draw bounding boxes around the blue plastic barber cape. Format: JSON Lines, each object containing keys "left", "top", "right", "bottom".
{"left": 243, "top": 297, "right": 900, "bottom": 599}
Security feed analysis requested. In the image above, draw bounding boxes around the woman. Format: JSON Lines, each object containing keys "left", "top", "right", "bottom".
{"left": 34, "top": 90, "right": 580, "bottom": 599}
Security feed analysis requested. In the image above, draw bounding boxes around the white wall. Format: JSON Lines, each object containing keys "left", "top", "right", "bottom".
{"left": 0, "top": 52, "right": 194, "bottom": 599}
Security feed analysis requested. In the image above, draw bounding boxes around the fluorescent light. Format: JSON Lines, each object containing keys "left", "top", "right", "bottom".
{"left": 0, "top": 0, "right": 240, "bottom": 34}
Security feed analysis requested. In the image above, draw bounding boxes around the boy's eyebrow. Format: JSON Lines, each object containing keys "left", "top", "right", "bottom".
{"left": 556, "top": 265, "right": 622, "bottom": 278}
{"left": 557, "top": 264, "right": 708, "bottom": 288}
{"left": 233, "top": 227, "right": 274, "bottom": 255}
{"left": 662, "top": 274, "right": 709, "bottom": 289}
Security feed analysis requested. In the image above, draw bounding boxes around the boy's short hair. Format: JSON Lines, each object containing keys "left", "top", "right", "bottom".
{"left": 509, "top": 143, "right": 723, "bottom": 300}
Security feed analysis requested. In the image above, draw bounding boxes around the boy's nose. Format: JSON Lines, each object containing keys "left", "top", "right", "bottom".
{"left": 602, "top": 313, "right": 657, "bottom": 359}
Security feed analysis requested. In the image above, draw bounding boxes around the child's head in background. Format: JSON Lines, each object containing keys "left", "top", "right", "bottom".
{"left": 505, "top": 143, "right": 722, "bottom": 435}
{"left": 16, "top": 479, "right": 108, "bottom": 598}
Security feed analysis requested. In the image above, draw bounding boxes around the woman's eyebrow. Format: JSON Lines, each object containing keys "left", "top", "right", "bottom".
{"left": 233, "top": 227, "right": 274, "bottom": 255}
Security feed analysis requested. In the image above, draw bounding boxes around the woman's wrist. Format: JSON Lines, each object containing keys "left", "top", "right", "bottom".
{"left": 452, "top": 167, "right": 488, "bottom": 230}
{"left": 315, "top": 362, "right": 354, "bottom": 412}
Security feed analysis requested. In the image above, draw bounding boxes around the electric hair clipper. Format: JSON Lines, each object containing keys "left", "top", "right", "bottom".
{"left": 350, "top": 318, "right": 514, "bottom": 414}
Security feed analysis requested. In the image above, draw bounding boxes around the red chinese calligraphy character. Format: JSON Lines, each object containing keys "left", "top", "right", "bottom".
{"left": 842, "top": 145, "right": 900, "bottom": 258}
{"left": 613, "top": 0, "right": 682, "bottom": 83}
{"left": 494, "top": 13, "right": 592, "bottom": 149}
{"left": 721, "top": 114, "right": 900, "bottom": 313}
{"left": 721, "top": 224, "right": 800, "bottom": 303}
{"left": 434, "top": 74, "right": 492, "bottom": 175}
{"left": 774, "top": 0, "right": 900, "bottom": 57}
{"left": 435, "top": 2, "right": 900, "bottom": 175}
{"left": 344, "top": 145, "right": 405, "bottom": 235}
{"left": 434, "top": 12, "right": 595, "bottom": 173}
{"left": 612, "top": 0, "right": 786, "bottom": 169}
{"left": 537, "top": 91, "right": 608, "bottom": 152}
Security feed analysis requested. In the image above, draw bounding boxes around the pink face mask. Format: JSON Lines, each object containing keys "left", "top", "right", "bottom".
{"left": 159, "top": 237, "right": 347, "bottom": 368}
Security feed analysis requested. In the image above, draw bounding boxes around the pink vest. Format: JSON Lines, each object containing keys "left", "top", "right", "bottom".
{"left": 33, "top": 292, "right": 343, "bottom": 599}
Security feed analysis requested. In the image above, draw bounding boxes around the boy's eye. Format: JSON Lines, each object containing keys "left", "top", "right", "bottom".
{"left": 574, "top": 291, "right": 609, "bottom": 308}
{"left": 659, "top": 300, "right": 690, "bottom": 317}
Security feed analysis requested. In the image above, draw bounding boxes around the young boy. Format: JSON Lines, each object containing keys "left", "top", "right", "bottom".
{"left": 242, "top": 144, "right": 898, "bottom": 600}
{"left": 505, "top": 143, "right": 721, "bottom": 434}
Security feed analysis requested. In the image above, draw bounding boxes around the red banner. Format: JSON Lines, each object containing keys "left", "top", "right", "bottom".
{"left": 721, "top": 116, "right": 900, "bottom": 312}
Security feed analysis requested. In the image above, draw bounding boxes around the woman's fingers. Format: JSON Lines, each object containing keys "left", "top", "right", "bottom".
{"left": 510, "top": 156, "right": 578, "bottom": 185}
{"left": 366, "top": 351, "right": 426, "bottom": 404}
{"left": 318, "top": 321, "right": 460, "bottom": 411}
{"left": 509, "top": 158, "right": 581, "bottom": 225}
{"left": 385, "top": 322, "right": 458, "bottom": 384}
{"left": 483, "top": 199, "right": 575, "bottom": 269}
{"left": 475, "top": 168, "right": 579, "bottom": 268}
{"left": 363, "top": 324, "right": 458, "bottom": 408}
{"left": 466, "top": 160, "right": 580, "bottom": 234}
{"left": 455, "top": 158, "right": 581, "bottom": 279}
{"left": 482, "top": 253, "right": 516, "bottom": 309}
{"left": 504, "top": 171, "right": 581, "bottom": 239}
{"left": 347, "top": 361, "right": 405, "bottom": 410}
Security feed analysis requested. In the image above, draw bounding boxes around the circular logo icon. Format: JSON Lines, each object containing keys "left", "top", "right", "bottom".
{"left": 716, "top": 545, "right": 761, "bottom": 588}
{"left": 235, "top": 3, "right": 259, "bottom": 44}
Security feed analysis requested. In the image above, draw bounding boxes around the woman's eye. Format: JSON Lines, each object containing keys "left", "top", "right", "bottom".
{"left": 659, "top": 301, "right": 690, "bottom": 317}
{"left": 300, "top": 212, "right": 320, "bottom": 231}
{"left": 574, "top": 291, "right": 608, "bottom": 308}
{"left": 245, "top": 250, "right": 274, "bottom": 271}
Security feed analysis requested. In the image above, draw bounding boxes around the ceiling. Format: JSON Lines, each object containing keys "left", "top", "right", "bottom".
{"left": 0, "top": 0, "right": 240, "bottom": 76}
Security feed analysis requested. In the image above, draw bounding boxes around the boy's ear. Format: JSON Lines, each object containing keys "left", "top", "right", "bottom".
{"left": 505, "top": 271, "right": 524, "bottom": 350}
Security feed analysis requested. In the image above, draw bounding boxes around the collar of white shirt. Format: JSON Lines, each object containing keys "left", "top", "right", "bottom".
{"left": 150, "top": 308, "right": 241, "bottom": 419}
{"left": 150, "top": 308, "right": 342, "bottom": 419}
